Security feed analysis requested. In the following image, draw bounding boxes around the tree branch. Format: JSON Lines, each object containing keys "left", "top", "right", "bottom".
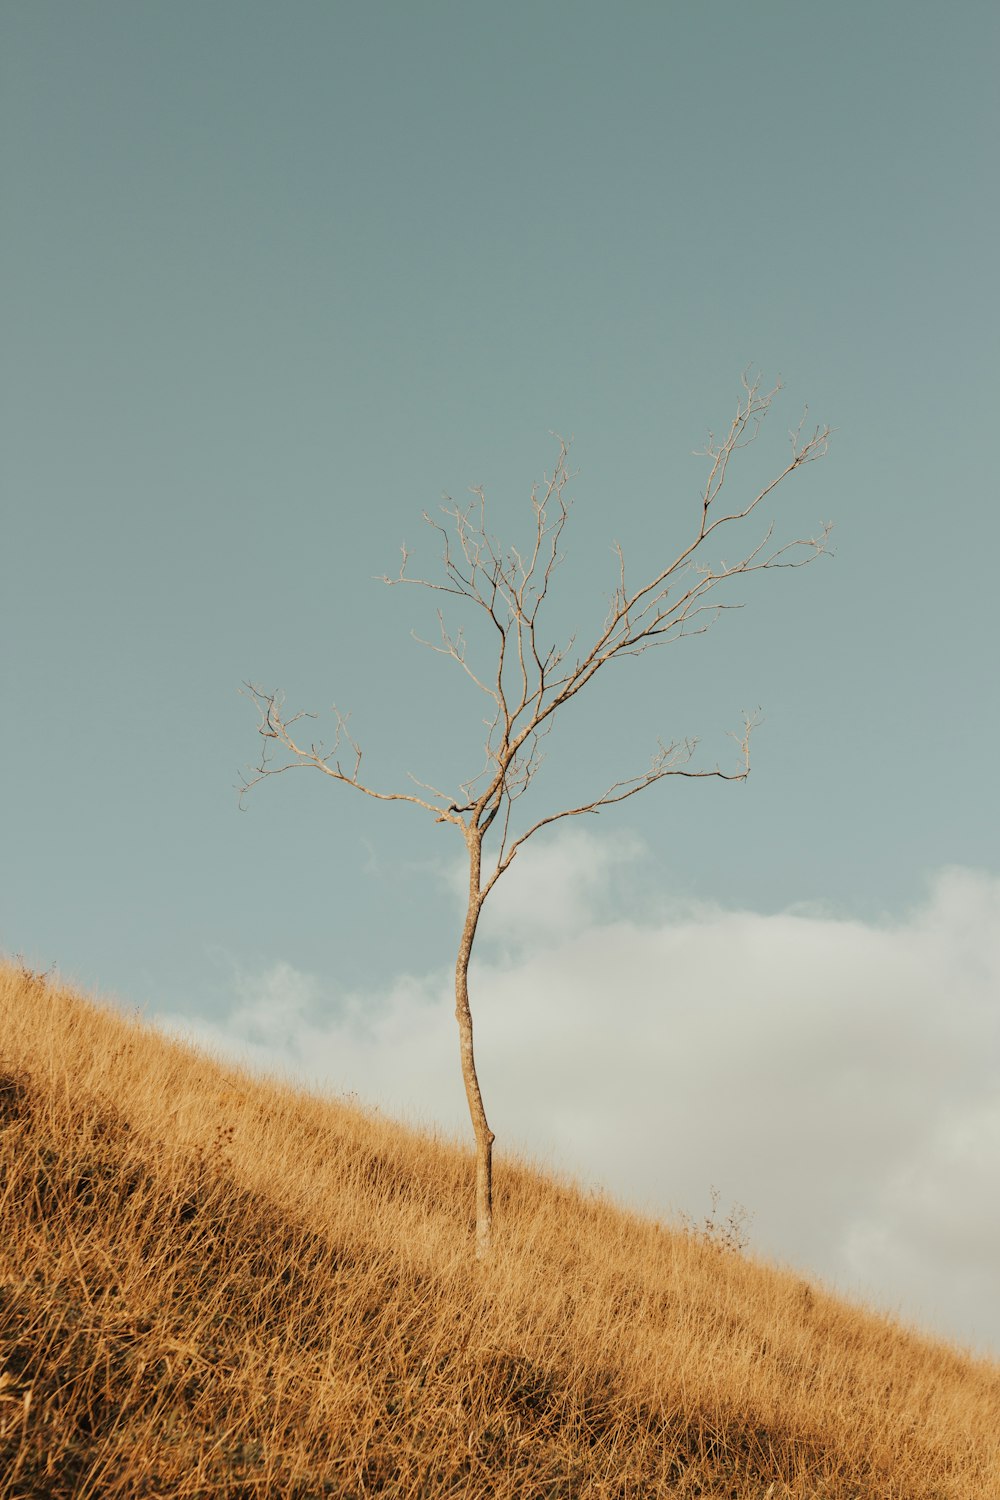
{"left": 242, "top": 374, "right": 830, "bottom": 889}
{"left": 239, "top": 683, "right": 466, "bottom": 827}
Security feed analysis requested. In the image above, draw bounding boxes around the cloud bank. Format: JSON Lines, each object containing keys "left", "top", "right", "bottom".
{"left": 160, "top": 829, "right": 1000, "bottom": 1358}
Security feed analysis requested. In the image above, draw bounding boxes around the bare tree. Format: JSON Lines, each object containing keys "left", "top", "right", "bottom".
{"left": 241, "top": 373, "right": 830, "bottom": 1258}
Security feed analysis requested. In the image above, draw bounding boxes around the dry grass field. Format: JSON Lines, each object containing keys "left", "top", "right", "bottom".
{"left": 1, "top": 956, "right": 997, "bottom": 1499}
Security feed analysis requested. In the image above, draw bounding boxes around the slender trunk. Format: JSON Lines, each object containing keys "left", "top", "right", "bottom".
{"left": 455, "top": 826, "right": 494, "bottom": 1257}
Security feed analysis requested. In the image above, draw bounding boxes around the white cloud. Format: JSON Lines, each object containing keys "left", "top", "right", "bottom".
{"left": 159, "top": 840, "right": 1000, "bottom": 1359}
{"left": 459, "top": 825, "right": 650, "bottom": 942}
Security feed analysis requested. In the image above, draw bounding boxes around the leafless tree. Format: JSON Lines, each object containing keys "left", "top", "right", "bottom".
{"left": 241, "top": 373, "right": 830, "bottom": 1257}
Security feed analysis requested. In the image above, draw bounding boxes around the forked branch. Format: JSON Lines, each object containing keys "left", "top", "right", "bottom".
{"left": 242, "top": 374, "right": 830, "bottom": 880}
{"left": 239, "top": 686, "right": 467, "bottom": 825}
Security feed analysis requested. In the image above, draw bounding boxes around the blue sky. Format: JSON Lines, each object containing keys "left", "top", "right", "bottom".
{"left": 3, "top": 3, "right": 998, "bottom": 1354}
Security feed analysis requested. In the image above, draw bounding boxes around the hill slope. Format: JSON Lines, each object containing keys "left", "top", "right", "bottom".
{"left": 0, "top": 958, "right": 996, "bottom": 1499}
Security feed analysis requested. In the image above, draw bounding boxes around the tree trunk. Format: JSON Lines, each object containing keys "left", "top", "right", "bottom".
{"left": 455, "top": 826, "right": 494, "bottom": 1257}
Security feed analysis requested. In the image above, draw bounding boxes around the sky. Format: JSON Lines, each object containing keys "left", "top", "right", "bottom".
{"left": 3, "top": 3, "right": 998, "bottom": 1355}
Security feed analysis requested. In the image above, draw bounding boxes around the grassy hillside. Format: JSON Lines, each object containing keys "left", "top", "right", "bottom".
{"left": 1, "top": 959, "right": 996, "bottom": 1499}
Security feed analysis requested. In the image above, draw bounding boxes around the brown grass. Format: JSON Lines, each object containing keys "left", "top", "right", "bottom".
{"left": 0, "top": 957, "right": 996, "bottom": 1499}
